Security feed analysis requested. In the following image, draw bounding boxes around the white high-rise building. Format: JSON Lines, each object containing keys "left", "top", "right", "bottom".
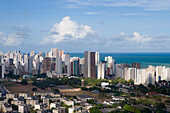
{"left": 135, "top": 69, "right": 147, "bottom": 85}
{"left": 24, "top": 54, "right": 29, "bottom": 72}
{"left": 124, "top": 67, "right": 137, "bottom": 81}
{"left": 156, "top": 66, "right": 166, "bottom": 82}
{"left": 165, "top": 68, "right": 170, "bottom": 81}
{"left": 51, "top": 48, "right": 58, "bottom": 58}
{"left": 97, "top": 62, "right": 106, "bottom": 79}
{"left": 105, "top": 56, "right": 113, "bottom": 68}
{"left": 95, "top": 52, "right": 100, "bottom": 65}
{"left": 146, "top": 65, "right": 155, "bottom": 85}
{"left": 116, "top": 65, "right": 124, "bottom": 78}
{"left": 64, "top": 53, "right": 71, "bottom": 76}
{"left": 55, "top": 57, "right": 62, "bottom": 77}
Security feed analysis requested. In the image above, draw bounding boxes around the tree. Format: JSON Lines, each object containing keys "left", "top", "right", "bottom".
{"left": 141, "top": 108, "right": 152, "bottom": 113}
{"left": 128, "top": 79, "right": 134, "bottom": 85}
{"left": 130, "top": 93, "right": 136, "bottom": 97}
{"left": 154, "top": 102, "right": 166, "bottom": 113}
{"left": 8, "top": 98, "right": 13, "bottom": 104}
{"left": 32, "top": 88, "right": 37, "bottom": 92}
{"left": 52, "top": 88, "right": 60, "bottom": 93}
{"left": 21, "top": 79, "right": 28, "bottom": 85}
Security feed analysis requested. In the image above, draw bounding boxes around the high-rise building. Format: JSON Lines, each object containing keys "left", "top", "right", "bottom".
{"left": 71, "top": 57, "right": 80, "bottom": 75}
{"left": 51, "top": 48, "right": 58, "bottom": 58}
{"left": 116, "top": 64, "right": 124, "bottom": 78}
{"left": 146, "top": 65, "right": 155, "bottom": 85}
{"left": 24, "top": 54, "right": 29, "bottom": 72}
{"left": 55, "top": 57, "right": 62, "bottom": 77}
{"left": 0, "top": 64, "right": 5, "bottom": 78}
{"left": 30, "top": 51, "right": 35, "bottom": 56}
{"left": 43, "top": 57, "right": 52, "bottom": 73}
{"left": 132, "top": 63, "right": 141, "bottom": 69}
{"left": 59, "top": 50, "right": 64, "bottom": 58}
{"left": 64, "top": 53, "right": 71, "bottom": 76}
{"left": 124, "top": 67, "right": 136, "bottom": 81}
{"left": 84, "top": 51, "right": 96, "bottom": 79}
{"left": 136, "top": 69, "right": 147, "bottom": 85}
{"left": 97, "top": 62, "right": 106, "bottom": 79}
{"left": 105, "top": 56, "right": 113, "bottom": 68}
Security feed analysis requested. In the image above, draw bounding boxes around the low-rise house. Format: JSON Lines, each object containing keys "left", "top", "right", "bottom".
{"left": 69, "top": 106, "right": 82, "bottom": 113}
{"left": 100, "top": 108, "right": 118, "bottom": 113}
{"left": 6, "top": 93, "right": 17, "bottom": 99}
{"left": 50, "top": 102, "right": 61, "bottom": 109}
{"left": 2, "top": 103, "right": 12, "bottom": 113}
{"left": 34, "top": 104, "right": 45, "bottom": 110}
{"left": 36, "top": 109, "right": 50, "bottom": 113}
{"left": 101, "top": 82, "right": 110, "bottom": 88}
{"left": 19, "top": 93, "right": 29, "bottom": 99}
{"left": 52, "top": 107, "right": 66, "bottom": 113}
{"left": 18, "top": 104, "right": 31, "bottom": 113}
{"left": 26, "top": 99, "right": 39, "bottom": 107}
{"left": 112, "top": 96, "right": 125, "bottom": 101}
{"left": 11, "top": 97, "right": 24, "bottom": 106}
{"left": 33, "top": 92, "right": 60, "bottom": 98}
{"left": 77, "top": 95, "right": 95, "bottom": 101}
{"left": 43, "top": 98, "right": 50, "bottom": 106}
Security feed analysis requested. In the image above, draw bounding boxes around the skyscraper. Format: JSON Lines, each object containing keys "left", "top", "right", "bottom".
{"left": 64, "top": 53, "right": 71, "bottom": 76}
{"left": 84, "top": 51, "right": 96, "bottom": 79}
{"left": 51, "top": 48, "right": 58, "bottom": 58}
{"left": 97, "top": 62, "right": 106, "bottom": 79}
{"left": 55, "top": 57, "right": 62, "bottom": 77}
{"left": 0, "top": 64, "right": 5, "bottom": 78}
{"left": 59, "top": 50, "right": 64, "bottom": 58}
{"left": 132, "top": 63, "right": 141, "bottom": 69}
{"left": 43, "top": 57, "right": 52, "bottom": 73}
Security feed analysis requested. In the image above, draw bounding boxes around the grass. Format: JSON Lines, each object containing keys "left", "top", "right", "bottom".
{"left": 4, "top": 83, "right": 15, "bottom": 87}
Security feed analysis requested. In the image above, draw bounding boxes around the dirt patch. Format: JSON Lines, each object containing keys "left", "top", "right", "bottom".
{"left": 2, "top": 81, "right": 51, "bottom": 95}
{"left": 60, "top": 90, "right": 106, "bottom": 101}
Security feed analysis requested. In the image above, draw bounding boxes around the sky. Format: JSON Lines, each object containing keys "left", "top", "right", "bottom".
{"left": 0, "top": 0, "right": 170, "bottom": 53}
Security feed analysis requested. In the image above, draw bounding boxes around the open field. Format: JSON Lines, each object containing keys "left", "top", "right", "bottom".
{"left": 2, "top": 81, "right": 51, "bottom": 95}
{"left": 60, "top": 90, "right": 107, "bottom": 102}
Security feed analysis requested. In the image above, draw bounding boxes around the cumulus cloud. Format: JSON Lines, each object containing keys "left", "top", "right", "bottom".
{"left": 108, "top": 32, "right": 153, "bottom": 47}
{"left": 0, "top": 27, "right": 31, "bottom": 46}
{"left": 43, "top": 16, "right": 97, "bottom": 43}
{"left": 125, "top": 32, "right": 152, "bottom": 43}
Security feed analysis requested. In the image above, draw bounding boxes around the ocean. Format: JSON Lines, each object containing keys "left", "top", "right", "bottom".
{"left": 70, "top": 53, "right": 170, "bottom": 68}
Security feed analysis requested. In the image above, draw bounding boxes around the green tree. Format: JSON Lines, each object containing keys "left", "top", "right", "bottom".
{"left": 21, "top": 79, "right": 28, "bottom": 85}
{"left": 154, "top": 102, "right": 166, "bottom": 113}
{"left": 128, "top": 79, "right": 134, "bottom": 85}
{"left": 32, "top": 88, "right": 37, "bottom": 92}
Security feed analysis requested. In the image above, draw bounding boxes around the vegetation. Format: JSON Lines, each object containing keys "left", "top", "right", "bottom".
{"left": 89, "top": 104, "right": 104, "bottom": 113}
{"left": 32, "top": 87, "right": 37, "bottom": 92}
{"left": 21, "top": 79, "right": 28, "bottom": 85}
{"left": 52, "top": 88, "right": 60, "bottom": 93}
{"left": 5, "top": 71, "right": 20, "bottom": 79}
{"left": 32, "top": 77, "right": 81, "bottom": 90}
{"left": 86, "top": 99, "right": 96, "bottom": 105}
{"left": 123, "top": 104, "right": 141, "bottom": 113}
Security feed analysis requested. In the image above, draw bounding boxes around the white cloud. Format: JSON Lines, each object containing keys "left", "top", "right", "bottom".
{"left": 0, "top": 31, "right": 22, "bottom": 46}
{"left": 109, "top": 32, "right": 153, "bottom": 46}
{"left": 43, "top": 16, "right": 97, "bottom": 43}
{"left": 125, "top": 32, "right": 152, "bottom": 43}
{"left": 0, "top": 27, "right": 30, "bottom": 46}
{"left": 68, "top": 0, "right": 170, "bottom": 11}
{"left": 85, "top": 12, "right": 102, "bottom": 15}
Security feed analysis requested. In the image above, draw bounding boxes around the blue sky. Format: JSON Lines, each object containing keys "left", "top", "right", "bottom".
{"left": 0, "top": 0, "right": 170, "bottom": 53}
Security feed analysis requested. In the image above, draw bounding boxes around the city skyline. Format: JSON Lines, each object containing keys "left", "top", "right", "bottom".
{"left": 0, "top": 0, "right": 170, "bottom": 52}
